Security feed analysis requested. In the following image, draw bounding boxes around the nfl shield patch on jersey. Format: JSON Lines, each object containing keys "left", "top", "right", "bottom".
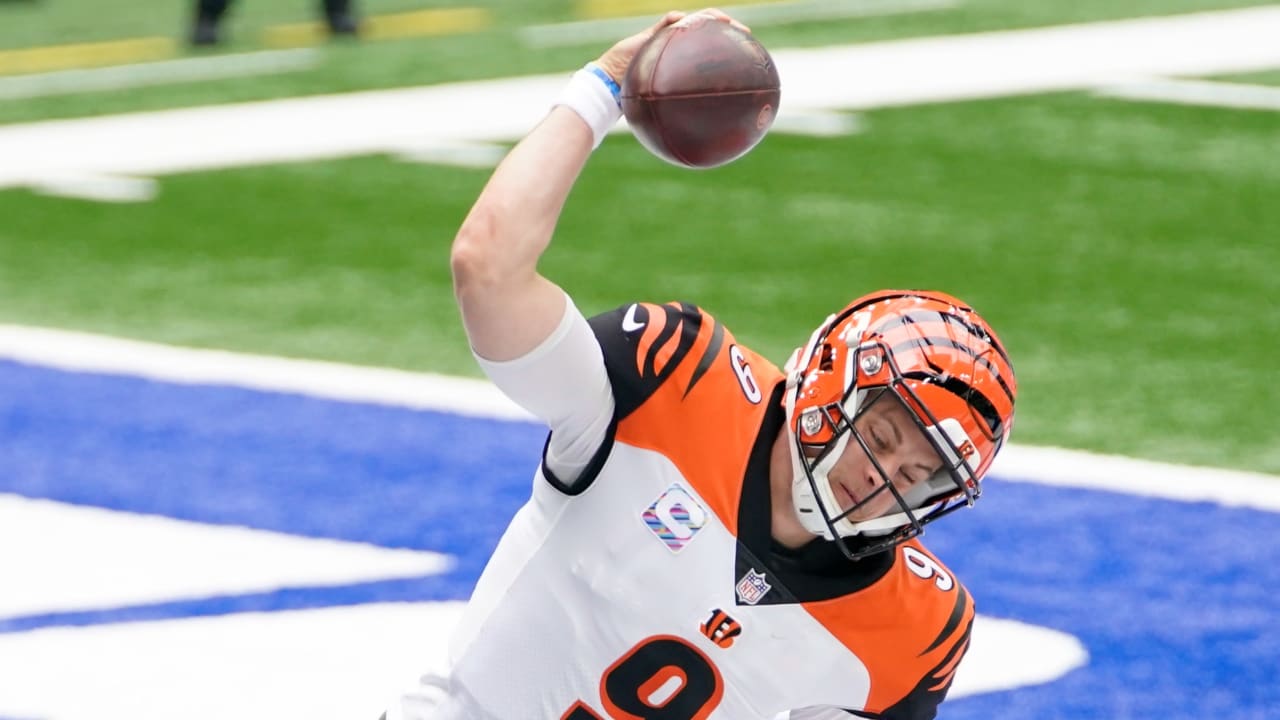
{"left": 642, "top": 483, "right": 709, "bottom": 553}
{"left": 736, "top": 568, "right": 772, "bottom": 605}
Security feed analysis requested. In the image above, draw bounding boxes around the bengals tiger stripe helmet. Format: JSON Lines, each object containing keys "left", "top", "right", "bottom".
{"left": 783, "top": 290, "right": 1017, "bottom": 560}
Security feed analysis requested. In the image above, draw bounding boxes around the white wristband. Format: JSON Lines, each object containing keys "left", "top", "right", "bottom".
{"left": 553, "top": 63, "right": 623, "bottom": 149}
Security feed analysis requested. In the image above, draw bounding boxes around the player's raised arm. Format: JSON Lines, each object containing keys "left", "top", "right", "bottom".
{"left": 450, "top": 11, "right": 691, "bottom": 361}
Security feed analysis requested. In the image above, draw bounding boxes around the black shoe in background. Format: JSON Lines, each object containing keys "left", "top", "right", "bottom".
{"left": 191, "top": 17, "right": 221, "bottom": 45}
{"left": 327, "top": 12, "right": 359, "bottom": 37}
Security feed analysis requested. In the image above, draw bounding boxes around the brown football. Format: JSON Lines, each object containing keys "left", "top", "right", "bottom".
{"left": 621, "top": 17, "right": 781, "bottom": 169}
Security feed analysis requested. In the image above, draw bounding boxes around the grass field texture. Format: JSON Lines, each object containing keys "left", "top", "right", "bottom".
{"left": 2, "top": 0, "right": 1278, "bottom": 474}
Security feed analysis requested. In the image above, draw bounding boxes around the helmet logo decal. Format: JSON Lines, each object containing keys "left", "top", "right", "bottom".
{"left": 800, "top": 409, "right": 824, "bottom": 436}
{"left": 641, "top": 483, "right": 709, "bottom": 553}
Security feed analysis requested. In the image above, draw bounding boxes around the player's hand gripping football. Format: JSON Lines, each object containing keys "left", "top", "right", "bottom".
{"left": 593, "top": 8, "right": 752, "bottom": 83}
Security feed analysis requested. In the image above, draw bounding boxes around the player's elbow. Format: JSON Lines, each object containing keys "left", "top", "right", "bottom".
{"left": 451, "top": 207, "right": 504, "bottom": 292}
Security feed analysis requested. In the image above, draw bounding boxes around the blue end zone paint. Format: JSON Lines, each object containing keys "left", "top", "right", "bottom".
{"left": 0, "top": 359, "right": 543, "bottom": 601}
{"left": 927, "top": 482, "right": 1280, "bottom": 719}
{"left": 3, "top": 359, "right": 1279, "bottom": 718}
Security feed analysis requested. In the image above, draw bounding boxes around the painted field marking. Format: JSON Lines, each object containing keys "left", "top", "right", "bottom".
{"left": 3, "top": 6, "right": 1279, "bottom": 201}
{"left": 27, "top": 173, "right": 157, "bottom": 202}
{"left": 0, "top": 7, "right": 488, "bottom": 78}
{"left": 0, "top": 324, "right": 528, "bottom": 420}
{"left": 524, "top": 0, "right": 959, "bottom": 47}
{"left": 0, "top": 493, "right": 452, "bottom": 619}
{"left": 0, "top": 602, "right": 465, "bottom": 720}
{"left": 0, "top": 37, "right": 174, "bottom": 76}
{"left": 0, "top": 600, "right": 1083, "bottom": 720}
{"left": 263, "top": 7, "right": 491, "bottom": 48}
{"left": 0, "top": 49, "right": 320, "bottom": 101}
{"left": 1097, "top": 77, "right": 1280, "bottom": 111}
{"left": 2, "top": 322, "right": 1276, "bottom": 507}
{"left": 7, "top": 7, "right": 1280, "bottom": 199}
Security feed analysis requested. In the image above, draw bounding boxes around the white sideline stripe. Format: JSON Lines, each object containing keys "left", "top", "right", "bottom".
{"left": 1096, "top": 77, "right": 1280, "bottom": 111}
{"left": 764, "top": 108, "right": 863, "bottom": 137}
{"left": 0, "top": 49, "right": 320, "bottom": 101}
{"left": 4, "top": 7, "right": 1280, "bottom": 194}
{"left": 520, "top": 0, "right": 958, "bottom": 47}
{"left": 394, "top": 140, "right": 511, "bottom": 168}
{"left": 0, "top": 324, "right": 533, "bottom": 422}
{"left": 992, "top": 445, "right": 1280, "bottom": 512}
{"left": 30, "top": 173, "right": 157, "bottom": 203}
{"left": 2, "top": 323, "right": 1278, "bottom": 509}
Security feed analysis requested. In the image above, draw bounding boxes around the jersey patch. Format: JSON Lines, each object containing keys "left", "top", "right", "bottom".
{"left": 642, "top": 483, "right": 709, "bottom": 553}
{"left": 700, "top": 608, "right": 743, "bottom": 649}
{"left": 735, "top": 568, "right": 773, "bottom": 605}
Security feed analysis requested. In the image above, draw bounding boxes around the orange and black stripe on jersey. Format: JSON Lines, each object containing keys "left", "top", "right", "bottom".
{"left": 553, "top": 301, "right": 971, "bottom": 719}
{"left": 592, "top": 301, "right": 726, "bottom": 419}
{"left": 540, "top": 301, "right": 726, "bottom": 495}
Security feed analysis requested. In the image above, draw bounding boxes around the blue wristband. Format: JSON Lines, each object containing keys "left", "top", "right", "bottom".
{"left": 585, "top": 63, "right": 622, "bottom": 108}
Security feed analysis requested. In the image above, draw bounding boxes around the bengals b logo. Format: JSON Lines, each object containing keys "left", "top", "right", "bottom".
{"left": 700, "top": 608, "right": 742, "bottom": 649}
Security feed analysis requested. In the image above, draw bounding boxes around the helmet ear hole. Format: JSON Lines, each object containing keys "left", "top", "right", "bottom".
{"left": 818, "top": 343, "right": 836, "bottom": 372}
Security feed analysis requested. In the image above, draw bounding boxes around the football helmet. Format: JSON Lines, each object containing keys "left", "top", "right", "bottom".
{"left": 783, "top": 290, "right": 1017, "bottom": 560}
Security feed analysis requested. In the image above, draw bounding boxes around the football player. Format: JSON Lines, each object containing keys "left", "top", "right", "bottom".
{"left": 387, "top": 8, "right": 1017, "bottom": 720}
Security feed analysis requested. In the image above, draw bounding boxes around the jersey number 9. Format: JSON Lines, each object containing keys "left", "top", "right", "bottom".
{"left": 562, "top": 635, "right": 725, "bottom": 720}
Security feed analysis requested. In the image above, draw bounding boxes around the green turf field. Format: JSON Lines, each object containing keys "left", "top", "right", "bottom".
{"left": 1, "top": 0, "right": 1276, "bottom": 123}
{"left": 2, "top": 0, "right": 1278, "bottom": 474}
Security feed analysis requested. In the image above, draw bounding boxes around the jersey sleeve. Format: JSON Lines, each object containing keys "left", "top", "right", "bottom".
{"left": 474, "top": 293, "right": 615, "bottom": 491}
{"left": 801, "top": 542, "right": 976, "bottom": 720}
{"left": 874, "top": 611, "right": 971, "bottom": 720}
{"left": 787, "top": 610, "right": 970, "bottom": 720}
{"left": 588, "top": 301, "right": 726, "bottom": 421}
{"left": 873, "top": 582, "right": 974, "bottom": 720}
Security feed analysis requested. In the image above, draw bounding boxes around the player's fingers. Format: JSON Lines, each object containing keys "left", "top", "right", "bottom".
{"left": 691, "top": 7, "right": 751, "bottom": 33}
{"left": 655, "top": 10, "right": 687, "bottom": 29}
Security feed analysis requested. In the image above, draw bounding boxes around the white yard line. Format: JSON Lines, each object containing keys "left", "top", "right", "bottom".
{"left": 29, "top": 173, "right": 157, "bottom": 202}
{"left": 2, "top": 322, "right": 1277, "bottom": 510}
{"left": 1, "top": 7, "right": 1279, "bottom": 200}
{"left": 0, "top": 49, "right": 319, "bottom": 101}
{"left": 1096, "top": 77, "right": 1280, "bottom": 111}
{"left": 519, "top": 0, "right": 959, "bottom": 47}
{"left": 0, "top": 324, "right": 529, "bottom": 421}
{"left": 991, "top": 445, "right": 1280, "bottom": 511}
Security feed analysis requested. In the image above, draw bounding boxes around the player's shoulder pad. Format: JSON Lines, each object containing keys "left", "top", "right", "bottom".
{"left": 588, "top": 301, "right": 743, "bottom": 420}
{"left": 895, "top": 540, "right": 973, "bottom": 656}
{"left": 876, "top": 541, "right": 975, "bottom": 720}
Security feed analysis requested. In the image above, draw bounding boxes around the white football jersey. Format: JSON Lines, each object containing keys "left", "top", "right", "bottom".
{"left": 401, "top": 302, "right": 973, "bottom": 720}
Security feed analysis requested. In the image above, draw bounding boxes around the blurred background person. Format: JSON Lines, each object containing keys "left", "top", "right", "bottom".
{"left": 191, "top": 0, "right": 359, "bottom": 46}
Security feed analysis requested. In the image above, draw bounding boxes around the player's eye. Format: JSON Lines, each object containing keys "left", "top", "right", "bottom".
{"left": 872, "top": 431, "right": 889, "bottom": 452}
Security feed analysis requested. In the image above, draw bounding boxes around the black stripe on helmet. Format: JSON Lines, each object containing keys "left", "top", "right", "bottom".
{"left": 889, "top": 336, "right": 1015, "bottom": 406}
{"left": 902, "top": 370, "right": 1004, "bottom": 440}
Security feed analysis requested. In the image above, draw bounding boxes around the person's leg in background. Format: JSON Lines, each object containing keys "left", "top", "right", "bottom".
{"left": 191, "top": 0, "right": 233, "bottom": 45}
{"left": 322, "top": 0, "right": 359, "bottom": 36}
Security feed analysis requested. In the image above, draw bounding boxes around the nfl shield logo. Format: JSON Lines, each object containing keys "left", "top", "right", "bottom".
{"left": 736, "top": 568, "right": 772, "bottom": 605}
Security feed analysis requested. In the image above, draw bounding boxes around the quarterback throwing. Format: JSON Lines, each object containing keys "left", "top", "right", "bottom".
{"left": 386, "top": 8, "right": 1017, "bottom": 720}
